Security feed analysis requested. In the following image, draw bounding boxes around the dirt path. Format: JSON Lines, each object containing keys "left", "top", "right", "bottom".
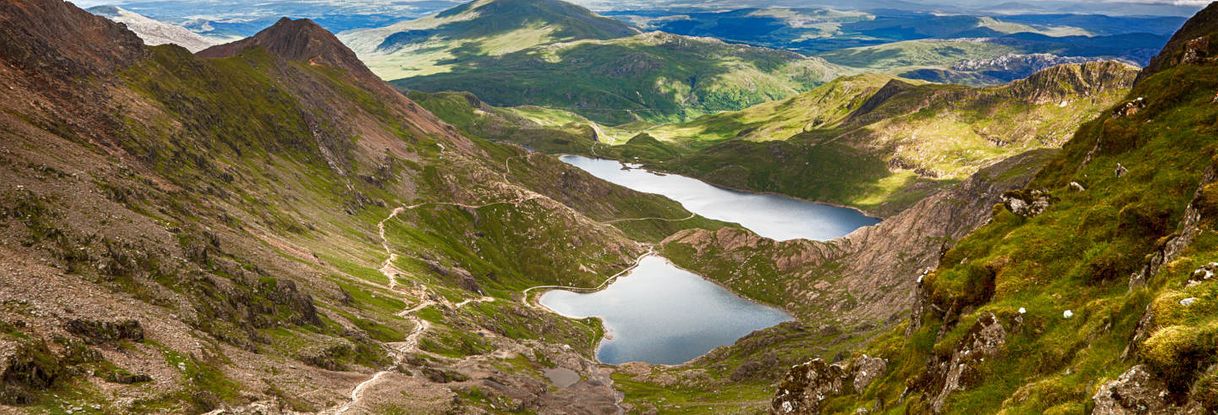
{"left": 603, "top": 212, "right": 696, "bottom": 224}
{"left": 332, "top": 171, "right": 654, "bottom": 414}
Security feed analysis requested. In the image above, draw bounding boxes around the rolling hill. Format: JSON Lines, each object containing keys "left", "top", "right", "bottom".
{"left": 614, "top": 7, "right": 1180, "bottom": 85}
{"left": 341, "top": 0, "right": 849, "bottom": 125}
{"left": 416, "top": 60, "right": 1138, "bottom": 216}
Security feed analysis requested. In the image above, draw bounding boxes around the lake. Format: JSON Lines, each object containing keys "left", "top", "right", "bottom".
{"left": 539, "top": 256, "right": 792, "bottom": 365}
{"left": 559, "top": 154, "right": 879, "bottom": 241}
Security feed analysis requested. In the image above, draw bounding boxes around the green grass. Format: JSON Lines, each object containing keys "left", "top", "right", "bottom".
{"left": 820, "top": 61, "right": 1218, "bottom": 414}
{"left": 393, "top": 32, "right": 843, "bottom": 125}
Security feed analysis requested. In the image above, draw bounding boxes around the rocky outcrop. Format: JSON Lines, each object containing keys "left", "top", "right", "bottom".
{"left": 913, "top": 313, "right": 1007, "bottom": 413}
{"left": 1137, "top": 2, "right": 1218, "bottom": 83}
{"left": 1001, "top": 189, "right": 1054, "bottom": 218}
{"left": 64, "top": 319, "right": 145, "bottom": 345}
{"left": 1092, "top": 365, "right": 1207, "bottom": 415}
{"left": 666, "top": 150, "right": 1050, "bottom": 324}
{"left": 1129, "top": 166, "right": 1217, "bottom": 288}
{"left": 771, "top": 355, "right": 887, "bottom": 415}
{"left": 1113, "top": 97, "right": 1146, "bottom": 118}
{"left": 1006, "top": 61, "right": 1139, "bottom": 105}
{"left": 0, "top": 0, "right": 145, "bottom": 77}
{"left": 0, "top": 342, "right": 61, "bottom": 405}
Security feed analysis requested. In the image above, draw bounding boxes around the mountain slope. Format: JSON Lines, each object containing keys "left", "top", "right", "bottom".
{"left": 771, "top": 4, "right": 1218, "bottom": 414}
{"left": 0, "top": 2, "right": 721, "bottom": 413}
{"left": 87, "top": 6, "right": 220, "bottom": 53}
{"left": 343, "top": 0, "right": 849, "bottom": 125}
{"left": 339, "top": 0, "right": 638, "bottom": 79}
{"left": 462, "top": 61, "right": 1135, "bottom": 216}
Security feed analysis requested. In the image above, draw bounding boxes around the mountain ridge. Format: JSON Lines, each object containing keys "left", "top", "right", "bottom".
{"left": 0, "top": 0, "right": 719, "bottom": 412}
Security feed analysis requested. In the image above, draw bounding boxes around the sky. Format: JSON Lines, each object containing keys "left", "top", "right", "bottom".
{"left": 70, "top": 0, "right": 1208, "bottom": 22}
{"left": 72, "top": 0, "right": 1213, "bottom": 7}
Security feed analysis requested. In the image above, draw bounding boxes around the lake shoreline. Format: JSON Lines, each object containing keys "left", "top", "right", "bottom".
{"left": 560, "top": 154, "right": 880, "bottom": 241}
{"left": 538, "top": 255, "right": 794, "bottom": 366}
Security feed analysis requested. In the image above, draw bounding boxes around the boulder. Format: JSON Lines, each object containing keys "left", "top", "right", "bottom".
{"left": 909, "top": 313, "right": 1006, "bottom": 413}
{"left": 1113, "top": 98, "right": 1146, "bottom": 118}
{"left": 771, "top": 355, "right": 888, "bottom": 414}
{"left": 1002, "top": 189, "right": 1053, "bottom": 218}
{"left": 1092, "top": 365, "right": 1207, "bottom": 415}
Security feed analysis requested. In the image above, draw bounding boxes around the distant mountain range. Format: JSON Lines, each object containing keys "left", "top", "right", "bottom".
{"left": 341, "top": 0, "right": 849, "bottom": 125}
{"left": 86, "top": 5, "right": 228, "bottom": 52}
{"left": 89, "top": 0, "right": 1188, "bottom": 124}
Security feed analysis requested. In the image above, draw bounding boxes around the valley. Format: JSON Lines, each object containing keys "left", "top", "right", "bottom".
{"left": 3, "top": 0, "right": 1218, "bottom": 414}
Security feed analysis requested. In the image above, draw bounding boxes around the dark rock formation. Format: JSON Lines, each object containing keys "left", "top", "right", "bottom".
{"left": 1129, "top": 166, "right": 1217, "bottom": 288}
{"left": 0, "top": 342, "right": 61, "bottom": 405}
{"left": 910, "top": 313, "right": 1006, "bottom": 413}
{"left": 1092, "top": 365, "right": 1208, "bottom": 415}
{"left": 771, "top": 355, "right": 887, "bottom": 414}
{"left": 64, "top": 319, "right": 145, "bottom": 345}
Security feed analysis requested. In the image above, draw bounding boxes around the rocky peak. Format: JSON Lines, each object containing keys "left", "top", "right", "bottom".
{"left": 0, "top": 0, "right": 145, "bottom": 77}
{"left": 1006, "top": 61, "right": 1139, "bottom": 105}
{"left": 1137, "top": 2, "right": 1218, "bottom": 83}
{"left": 198, "top": 17, "right": 377, "bottom": 82}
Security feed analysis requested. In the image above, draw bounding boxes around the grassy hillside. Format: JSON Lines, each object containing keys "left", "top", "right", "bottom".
{"left": 0, "top": 5, "right": 727, "bottom": 413}
{"left": 818, "top": 33, "right": 1170, "bottom": 86}
{"left": 342, "top": 0, "right": 848, "bottom": 125}
{"left": 339, "top": 0, "right": 637, "bottom": 80}
{"left": 429, "top": 61, "right": 1134, "bottom": 216}
{"left": 615, "top": 8, "right": 1179, "bottom": 85}
{"left": 391, "top": 31, "right": 846, "bottom": 125}
{"left": 773, "top": 4, "right": 1218, "bottom": 413}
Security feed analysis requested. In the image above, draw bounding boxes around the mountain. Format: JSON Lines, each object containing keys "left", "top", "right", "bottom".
{"left": 768, "top": 3, "right": 1218, "bottom": 413}
{"left": 429, "top": 61, "right": 1135, "bottom": 216}
{"left": 0, "top": 1, "right": 724, "bottom": 412}
{"left": 342, "top": 0, "right": 848, "bottom": 125}
{"left": 611, "top": 7, "right": 1180, "bottom": 85}
{"left": 87, "top": 5, "right": 221, "bottom": 53}
{"left": 339, "top": 0, "right": 638, "bottom": 79}
{"left": 663, "top": 61, "right": 1135, "bottom": 216}
{"left": 198, "top": 17, "right": 382, "bottom": 85}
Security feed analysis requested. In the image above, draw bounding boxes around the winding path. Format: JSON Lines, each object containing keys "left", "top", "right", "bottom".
{"left": 330, "top": 154, "right": 676, "bottom": 414}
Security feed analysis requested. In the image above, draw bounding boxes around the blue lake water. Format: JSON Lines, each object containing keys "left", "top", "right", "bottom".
{"left": 559, "top": 155, "right": 879, "bottom": 241}
{"left": 539, "top": 256, "right": 793, "bottom": 365}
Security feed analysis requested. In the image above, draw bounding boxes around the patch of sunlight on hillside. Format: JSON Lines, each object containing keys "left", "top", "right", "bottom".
{"left": 338, "top": 1, "right": 487, "bottom": 54}
{"left": 851, "top": 170, "right": 919, "bottom": 207}
{"left": 978, "top": 17, "right": 1092, "bottom": 37}
{"left": 506, "top": 106, "right": 637, "bottom": 144}
{"left": 871, "top": 116, "right": 1007, "bottom": 179}
{"left": 362, "top": 44, "right": 459, "bottom": 80}
{"left": 477, "top": 23, "right": 558, "bottom": 56}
